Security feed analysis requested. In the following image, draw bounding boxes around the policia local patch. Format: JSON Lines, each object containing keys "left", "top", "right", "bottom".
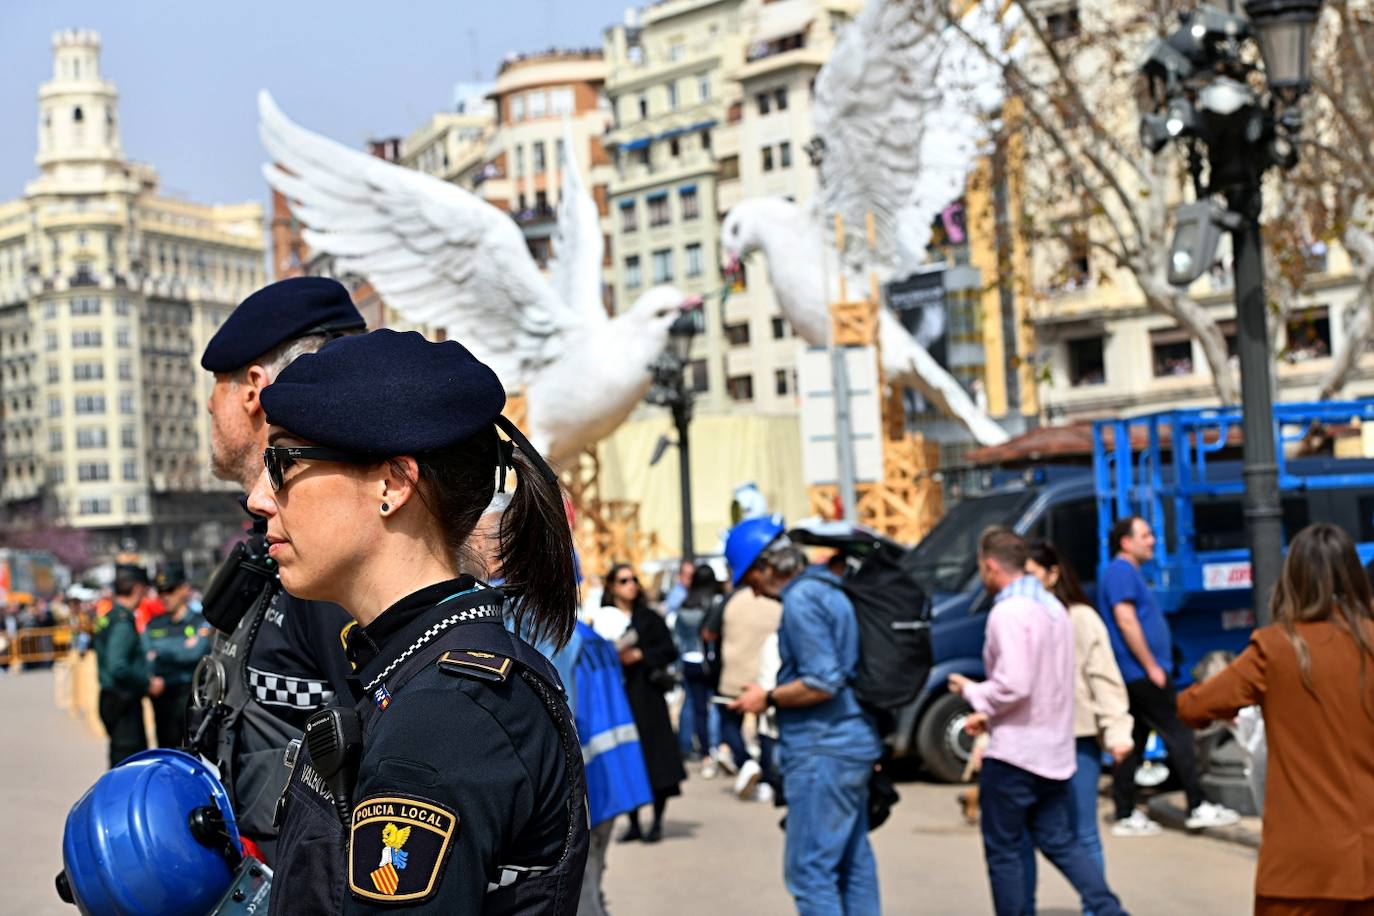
{"left": 349, "top": 794, "right": 458, "bottom": 904}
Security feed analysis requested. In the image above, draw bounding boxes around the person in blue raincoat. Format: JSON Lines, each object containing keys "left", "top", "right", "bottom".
{"left": 553, "top": 620, "right": 652, "bottom": 916}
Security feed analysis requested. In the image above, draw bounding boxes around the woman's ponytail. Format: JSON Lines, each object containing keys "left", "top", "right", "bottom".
{"left": 498, "top": 448, "right": 578, "bottom": 650}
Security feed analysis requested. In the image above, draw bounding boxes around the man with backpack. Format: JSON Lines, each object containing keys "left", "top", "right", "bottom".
{"left": 726, "top": 515, "right": 882, "bottom": 916}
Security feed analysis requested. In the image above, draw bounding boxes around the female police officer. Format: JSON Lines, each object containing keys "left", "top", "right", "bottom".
{"left": 248, "top": 329, "right": 587, "bottom": 914}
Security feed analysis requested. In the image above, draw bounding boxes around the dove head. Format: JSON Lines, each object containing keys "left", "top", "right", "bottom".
{"left": 628, "top": 285, "right": 698, "bottom": 332}
{"left": 720, "top": 197, "right": 802, "bottom": 273}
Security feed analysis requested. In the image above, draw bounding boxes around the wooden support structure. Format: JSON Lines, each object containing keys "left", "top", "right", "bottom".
{"left": 502, "top": 391, "right": 660, "bottom": 580}
{"left": 807, "top": 220, "right": 944, "bottom": 544}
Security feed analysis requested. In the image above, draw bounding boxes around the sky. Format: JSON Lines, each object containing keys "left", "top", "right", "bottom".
{"left": 0, "top": 0, "right": 635, "bottom": 205}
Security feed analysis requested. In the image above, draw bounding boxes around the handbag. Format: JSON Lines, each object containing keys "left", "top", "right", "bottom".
{"left": 647, "top": 664, "right": 681, "bottom": 693}
{"left": 867, "top": 765, "right": 900, "bottom": 831}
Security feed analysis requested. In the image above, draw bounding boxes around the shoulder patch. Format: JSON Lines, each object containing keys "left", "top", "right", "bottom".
{"left": 349, "top": 793, "right": 459, "bottom": 904}
{"left": 437, "top": 649, "right": 512, "bottom": 683}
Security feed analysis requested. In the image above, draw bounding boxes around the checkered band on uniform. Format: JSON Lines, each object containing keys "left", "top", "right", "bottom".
{"left": 247, "top": 666, "right": 334, "bottom": 709}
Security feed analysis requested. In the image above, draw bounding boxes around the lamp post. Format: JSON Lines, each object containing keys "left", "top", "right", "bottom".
{"left": 646, "top": 308, "right": 703, "bottom": 560}
{"left": 1139, "top": 0, "right": 1323, "bottom": 625}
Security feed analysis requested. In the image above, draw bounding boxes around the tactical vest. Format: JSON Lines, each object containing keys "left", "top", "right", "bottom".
{"left": 190, "top": 527, "right": 299, "bottom": 851}
{"left": 268, "top": 613, "right": 589, "bottom": 915}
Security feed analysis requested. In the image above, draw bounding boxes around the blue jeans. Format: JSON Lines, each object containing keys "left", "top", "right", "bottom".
{"left": 1022, "top": 737, "right": 1110, "bottom": 913}
{"left": 680, "top": 661, "right": 714, "bottom": 759}
{"left": 980, "top": 757, "right": 1123, "bottom": 916}
{"left": 782, "top": 753, "right": 880, "bottom": 916}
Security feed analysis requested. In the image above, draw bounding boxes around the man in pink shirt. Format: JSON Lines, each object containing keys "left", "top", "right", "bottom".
{"left": 949, "top": 527, "right": 1126, "bottom": 916}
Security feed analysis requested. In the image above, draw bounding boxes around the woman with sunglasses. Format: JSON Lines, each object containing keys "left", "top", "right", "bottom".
{"left": 251, "top": 329, "right": 586, "bottom": 915}
{"left": 593, "top": 563, "right": 685, "bottom": 843}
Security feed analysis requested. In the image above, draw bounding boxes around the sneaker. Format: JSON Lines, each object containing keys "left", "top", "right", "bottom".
{"left": 753, "top": 783, "right": 775, "bottom": 804}
{"left": 1186, "top": 801, "right": 1241, "bottom": 830}
{"left": 715, "top": 747, "right": 739, "bottom": 776}
{"left": 1110, "top": 810, "right": 1162, "bottom": 837}
{"left": 700, "top": 757, "right": 719, "bottom": 780}
{"left": 734, "top": 759, "right": 762, "bottom": 799}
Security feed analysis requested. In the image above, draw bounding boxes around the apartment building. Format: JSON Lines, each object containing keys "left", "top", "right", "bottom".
{"left": 0, "top": 31, "right": 264, "bottom": 568}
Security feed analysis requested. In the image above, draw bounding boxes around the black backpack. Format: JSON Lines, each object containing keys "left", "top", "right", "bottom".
{"left": 836, "top": 542, "right": 934, "bottom": 735}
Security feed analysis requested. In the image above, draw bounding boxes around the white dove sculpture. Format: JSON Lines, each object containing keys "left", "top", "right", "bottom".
{"left": 720, "top": 0, "right": 1014, "bottom": 447}
{"left": 258, "top": 90, "right": 695, "bottom": 465}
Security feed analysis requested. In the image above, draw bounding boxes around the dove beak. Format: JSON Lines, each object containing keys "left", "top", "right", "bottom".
{"left": 722, "top": 253, "right": 740, "bottom": 275}
{"left": 681, "top": 295, "right": 704, "bottom": 311}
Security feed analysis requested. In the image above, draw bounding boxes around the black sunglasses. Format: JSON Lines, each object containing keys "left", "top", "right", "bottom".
{"left": 614, "top": 576, "right": 637, "bottom": 585}
{"left": 263, "top": 446, "right": 373, "bottom": 491}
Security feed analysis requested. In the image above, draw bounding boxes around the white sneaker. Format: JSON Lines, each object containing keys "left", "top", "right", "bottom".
{"left": 734, "top": 759, "right": 762, "bottom": 799}
{"left": 700, "top": 757, "right": 719, "bottom": 780}
{"left": 1110, "top": 810, "right": 1162, "bottom": 837}
{"left": 1186, "top": 801, "right": 1241, "bottom": 830}
{"left": 715, "top": 747, "right": 738, "bottom": 776}
{"left": 753, "top": 783, "right": 775, "bottom": 804}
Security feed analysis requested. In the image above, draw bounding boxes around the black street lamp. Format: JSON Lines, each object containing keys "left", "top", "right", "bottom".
{"left": 1139, "top": 1, "right": 1323, "bottom": 625}
{"left": 646, "top": 308, "right": 703, "bottom": 561}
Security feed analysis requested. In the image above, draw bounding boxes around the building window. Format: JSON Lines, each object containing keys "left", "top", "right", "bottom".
{"left": 123, "top": 459, "right": 137, "bottom": 481}
{"left": 73, "top": 105, "right": 84, "bottom": 123}
{"left": 554, "top": 138, "right": 565, "bottom": 171}
{"left": 720, "top": 155, "right": 740, "bottom": 180}
{"left": 775, "top": 87, "right": 789, "bottom": 110}
{"left": 620, "top": 201, "right": 638, "bottom": 233}
{"left": 725, "top": 322, "right": 751, "bottom": 346}
{"left": 762, "top": 147, "right": 774, "bottom": 172}
{"left": 72, "top": 330, "right": 101, "bottom": 348}
{"left": 775, "top": 369, "right": 791, "bottom": 396}
{"left": 669, "top": 138, "right": 680, "bottom": 158}
{"left": 512, "top": 95, "right": 525, "bottom": 121}
{"left": 49, "top": 464, "right": 64, "bottom": 484}
{"left": 772, "top": 317, "right": 788, "bottom": 339}
{"left": 648, "top": 195, "right": 670, "bottom": 227}
{"left": 118, "top": 359, "right": 132, "bottom": 381}
{"left": 652, "top": 249, "right": 674, "bottom": 283}
{"left": 1284, "top": 307, "right": 1332, "bottom": 362}
{"left": 757, "top": 92, "right": 771, "bottom": 115}
{"left": 515, "top": 145, "right": 526, "bottom": 178}
{"left": 121, "top": 426, "right": 136, "bottom": 448}
{"left": 78, "top": 462, "right": 109, "bottom": 482}
{"left": 76, "top": 427, "right": 107, "bottom": 449}
{"left": 550, "top": 87, "right": 575, "bottom": 115}
{"left": 1066, "top": 336, "right": 1105, "bottom": 386}
{"left": 698, "top": 74, "right": 710, "bottom": 101}
{"left": 47, "top": 364, "right": 59, "bottom": 383}
{"left": 688, "top": 358, "right": 709, "bottom": 393}
{"left": 528, "top": 90, "right": 547, "bottom": 119}
{"left": 49, "top": 429, "right": 63, "bottom": 450}
{"left": 119, "top": 393, "right": 134, "bottom": 415}
{"left": 686, "top": 243, "right": 704, "bottom": 278}
{"left": 668, "top": 42, "right": 685, "bottom": 61}
{"left": 680, "top": 187, "right": 699, "bottom": 220}
{"left": 125, "top": 495, "right": 143, "bottom": 514}
{"left": 116, "top": 328, "right": 130, "bottom": 348}
{"left": 75, "top": 395, "right": 106, "bottom": 415}
{"left": 1150, "top": 330, "right": 1194, "bottom": 377}
{"left": 48, "top": 396, "right": 61, "bottom": 418}
{"left": 637, "top": 93, "right": 648, "bottom": 119}
{"left": 70, "top": 297, "right": 100, "bottom": 315}
{"left": 780, "top": 141, "right": 792, "bottom": 168}
{"left": 45, "top": 332, "right": 58, "bottom": 351}
{"left": 727, "top": 374, "right": 754, "bottom": 401}
{"left": 701, "top": 129, "right": 711, "bottom": 151}
{"left": 78, "top": 498, "right": 111, "bottom": 516}
{"left": 533, "top": 142, "right": 546, "bottom": 175}
{"left": 667, "top": 81, "right": 679, "bottom": 110}
{"left": 73, "top": 362, "right": 103, "bottom": 381}
{"left": 625, "top": 255, "right": 642, "bottom": 288}
{"left": 115, "top": 297, "right": 129, "bottom": 315}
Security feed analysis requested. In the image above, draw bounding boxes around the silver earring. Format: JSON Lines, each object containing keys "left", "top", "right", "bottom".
{"left": 380, "top": 502, "right": 390, "bottom": 515}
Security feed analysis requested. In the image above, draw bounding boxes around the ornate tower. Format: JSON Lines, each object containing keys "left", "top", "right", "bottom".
{"left": 36, "top": 30, "right": 125, "bottom": 182}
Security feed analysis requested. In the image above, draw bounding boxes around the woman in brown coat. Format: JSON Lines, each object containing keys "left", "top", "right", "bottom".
{"left": 1178, "top": 523, "right": 1374, "bottom": 916}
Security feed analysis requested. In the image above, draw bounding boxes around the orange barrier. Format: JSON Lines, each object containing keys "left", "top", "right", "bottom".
{"left": 3, "top": 624, "right": 77, "bottom": 671}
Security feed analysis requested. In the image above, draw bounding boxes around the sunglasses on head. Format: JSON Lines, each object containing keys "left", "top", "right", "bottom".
{"left": 263, "top": 445, "right": 373, "bottom": 491}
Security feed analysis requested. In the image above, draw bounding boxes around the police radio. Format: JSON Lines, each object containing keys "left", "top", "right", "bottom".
{"left": 201, "top": 532, "right": 278, "bottom": 635}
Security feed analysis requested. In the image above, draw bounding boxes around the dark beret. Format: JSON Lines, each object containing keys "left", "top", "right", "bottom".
{"left": 114, "top": 563, "right": 149, "bottom": 585}
{"left": 200, "top": 277, "right": 366, "bottom": 373}
{"left": 260, "top": 329, "right": 507, "bottom": 457}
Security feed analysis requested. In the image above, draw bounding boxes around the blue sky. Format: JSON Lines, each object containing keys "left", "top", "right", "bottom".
{"left": 0, "top": 0, "right": 633, "bottom": 205}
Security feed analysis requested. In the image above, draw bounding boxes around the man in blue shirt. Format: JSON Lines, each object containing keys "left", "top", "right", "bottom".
{"left": 726, "top": 516, "right": 881, "bottom": 916}
{"left": 1101, "top": 516, "right": 1239, "bottom": 834}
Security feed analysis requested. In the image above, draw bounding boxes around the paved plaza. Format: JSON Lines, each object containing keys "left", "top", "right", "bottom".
{"left": 1, "top": 668, "right": 1258, "bottom": 915}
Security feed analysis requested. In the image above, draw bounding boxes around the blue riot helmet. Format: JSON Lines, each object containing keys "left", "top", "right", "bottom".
{"left": 60, "top": 749, "right": 243, "bottom": 915}
{"left": 724, "top": 513, "right": 786, "bottom": 586}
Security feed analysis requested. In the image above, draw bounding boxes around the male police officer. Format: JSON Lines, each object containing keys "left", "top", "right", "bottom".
{"left": 93, "top": 564, "right": 162, "bottom": 767}
{"left": 144, "top": 564, "right": 211, "bottom": 749}
{"left": 194, "top": 276, "right": 364, "bottom": 859}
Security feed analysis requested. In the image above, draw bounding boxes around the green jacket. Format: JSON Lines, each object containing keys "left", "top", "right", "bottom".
{"left": 144, "top": 609, "right": 212, "bottom": 685}
{"left": 93, "top": 601, "right": 149, "bottom": 694}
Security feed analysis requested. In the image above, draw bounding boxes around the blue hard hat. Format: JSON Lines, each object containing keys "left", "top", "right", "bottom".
{"left": 725, "top": 513, "right": 786, "bottom": 587}
{"left": 62, "top": 749, "right": 241, "bottom": 916}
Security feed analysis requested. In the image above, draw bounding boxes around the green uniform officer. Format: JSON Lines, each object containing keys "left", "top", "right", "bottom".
{"left": 144, "top": 564, "right": 210, "bottom": 749}
{"left": 93, "top": 564, "right": 162, "bottom": 768}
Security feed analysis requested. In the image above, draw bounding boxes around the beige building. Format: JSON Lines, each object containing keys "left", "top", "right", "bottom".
{"left": 0, "top": 30, "right": 264, "bottom": 569}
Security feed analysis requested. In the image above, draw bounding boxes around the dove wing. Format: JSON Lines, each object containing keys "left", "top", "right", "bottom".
{"left": 547, "top": 120, "right": 609, "bottom": 327}
{"left": 258, "top": 90, "right": 585, "bottom": 387}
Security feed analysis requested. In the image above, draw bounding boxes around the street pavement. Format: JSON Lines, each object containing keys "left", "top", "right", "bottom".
{"left": 2, "top": 668, "right": 1258, "bottom": 914}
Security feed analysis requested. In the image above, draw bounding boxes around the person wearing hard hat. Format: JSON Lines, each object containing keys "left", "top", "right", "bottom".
{"left": 724, "top": 515, "right": 882, "bottom": 916}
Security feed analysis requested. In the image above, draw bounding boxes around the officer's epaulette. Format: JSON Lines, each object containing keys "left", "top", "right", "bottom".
{"left": 437, "top": 649, "right": 512, "bottom": 684}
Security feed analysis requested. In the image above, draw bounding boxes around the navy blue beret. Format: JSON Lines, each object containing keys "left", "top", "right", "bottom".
{"left": 260, "top": 329, "right": 507, "bottom": 457}
{"left": 200, "top": 277, "right": 366, "bottom": 372}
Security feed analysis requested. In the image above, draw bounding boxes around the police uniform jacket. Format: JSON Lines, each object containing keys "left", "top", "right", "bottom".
{"left": 144, "top": 609, "right": 213, "bottom": 685}
{"left": 269, "top": 578, "right": 588, "bottom": 914}
{"left": 94, "top": 601, "right": 149, "bottom": 695}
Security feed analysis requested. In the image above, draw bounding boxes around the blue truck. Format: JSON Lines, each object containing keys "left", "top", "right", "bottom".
{"left": 889, "top": 401, "right": 1374, "bottom": 782}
